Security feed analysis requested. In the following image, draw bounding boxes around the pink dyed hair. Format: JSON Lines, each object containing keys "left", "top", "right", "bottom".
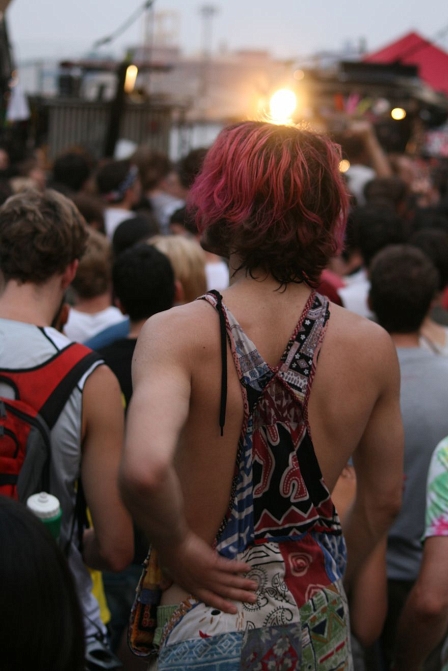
{"left": 188, "top": 121, "right": 349, "bottom": 286}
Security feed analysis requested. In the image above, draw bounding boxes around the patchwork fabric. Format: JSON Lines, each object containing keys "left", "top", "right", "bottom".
{"left": 132, "top": 291, "right": 351, "bottom": 668}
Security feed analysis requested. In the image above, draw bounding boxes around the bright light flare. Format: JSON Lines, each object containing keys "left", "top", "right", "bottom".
{"left": 269, "top": 88, "right": 297, "bottom": 125}
{"left": 124, "top": 65, "right": 138, "bottom": 94}
{"left": 339, "top": 160, "right": 351, "bottom": 173}
{"left": 391, "top": 107, "right": 406, "bottom": 121}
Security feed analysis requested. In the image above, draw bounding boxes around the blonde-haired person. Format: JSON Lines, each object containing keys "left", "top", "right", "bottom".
{"left": 148, "top": 234, "right": 207, "bottom": 304}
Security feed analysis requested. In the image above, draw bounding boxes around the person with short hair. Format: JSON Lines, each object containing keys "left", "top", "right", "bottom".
{"left": 96, "top": 159, "right": 140, "bottom": 238}
{"left": 132, "top": 148, "right": 184, "bottom": 234}
{"left": 64, "top": 228, "right": 127, "bottom": 343}
{"left": 0, "top": 189, "right": 133, "bottom": 655}
{"left": 338, "top": 204, "right": 406, "bottom": 318}
{"left": 52, "top": 151, "right": 91, "bottom": 194}
{"left": 120, "top": 121, "right": 403, "bottom": 669}
{"left": 369, "top": 245, "right": 448, "bottom": 666}
{"left": 99, "top": 243, "right": 176, "bottom": 657}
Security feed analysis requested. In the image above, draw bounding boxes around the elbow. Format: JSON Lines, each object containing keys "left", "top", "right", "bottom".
{"left": 378, "top": 488, "right": 402, "bottom": 528}
{"left": 352, "top": 611, "right": 386, "bottom": 648}
{"left": 97, "top": 539, "right": 133, "bottom": 572}
{"left": 119, "top": 456, "right": 171, "bottom": 511}
{"left": 413, "top": 586, "right": 448, "bottom": 623}
{"left": 109, "top": 551, "right": 132, "bottom": 573}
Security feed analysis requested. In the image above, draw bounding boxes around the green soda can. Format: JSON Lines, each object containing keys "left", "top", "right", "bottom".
{"left": 27, "top": 492, "right": 62, "bottom": 542}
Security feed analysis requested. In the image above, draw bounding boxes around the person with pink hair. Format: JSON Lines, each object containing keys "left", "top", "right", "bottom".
{"left": 120, "top": 121, "right": 403, "bottom": 669}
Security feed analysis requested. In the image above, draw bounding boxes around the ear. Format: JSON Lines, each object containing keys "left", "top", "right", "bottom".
{"left": 115, "top": 297, "right": 128, "bottom": 316}
{"left": 61, "top": 259, "right": 79, "bottom": 290}
{"left": 174, "top": 279, "right": 185, "bottom": 305}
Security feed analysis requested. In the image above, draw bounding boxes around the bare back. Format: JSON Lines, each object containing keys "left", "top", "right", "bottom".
{"left": 174, "top": 283, "right": 397, "bottom": 536}
{"left": 131, "top": 278, "right": 402, "bottom": 603}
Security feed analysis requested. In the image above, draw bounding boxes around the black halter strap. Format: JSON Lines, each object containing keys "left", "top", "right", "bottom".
{"left": 208, "top": 290, "right": 228, "bottom": 436}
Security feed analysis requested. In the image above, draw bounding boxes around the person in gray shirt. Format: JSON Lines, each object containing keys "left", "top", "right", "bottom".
{"left": 369, "top": 244, "right": 448, "bottom": 668}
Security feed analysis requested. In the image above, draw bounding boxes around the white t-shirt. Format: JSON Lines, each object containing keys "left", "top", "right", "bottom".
{"left": 205, "top": 261, "right": 229, "bottom": 291}
{"left": 64, "top": 306, "right": 127, "bottom": 343}
{"left": 104, "top": 208, "right": 135, "bottom": 239}
{"left": 338, "top": 268, "right": 373, "bottom": 319}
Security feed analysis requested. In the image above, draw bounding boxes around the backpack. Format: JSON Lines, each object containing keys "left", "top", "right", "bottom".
{"left": 0, "top": 342, "right": 101, "bottom": 502}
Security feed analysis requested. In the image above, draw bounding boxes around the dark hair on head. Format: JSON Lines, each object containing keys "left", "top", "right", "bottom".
{"left": 332, "top": 132, "right": 365, "bottom": 162}
{"left": 0, "top": 179, "right": 12, "bottom": 205}
{"left": 369, "top": 244, "right": 439, "bottom": 333}
{"left": 53, "top": 152, "right": 91, "bottom": 193}
{"left": 96, "top": 159, "right": 132, "bottom": 200}
{"left": 409, "top": 227, "right": 448, "bottom": 291}
{"left": 112, "top": 215, "right": 160, "bottom": 257}
{"left": 411, "top": 207, "right": 448, "bottom": 236}
{"left": 131, "top": 148, "right": 173, "bottom": 191}
{"left": 72, "top": 193, "right": 105, "bottom": 234}
{"left": 352, "top": 204, "right": 406, "bottom": 268}
{"left": 112, "top": 243, "right": 175, "bottom": 321}
{"left": 177, "top": 148, "right": 208, "bottom": 190}
{"left": 169, "top": 206, "right": 198, "bottom": 235}
{"left": 340, "top": 210, "right": 360, "bottom": 262}
{"left": 0, "top": 189, "right": 88, "bottom": 284}
{"left": 364, "top": 176, "right": 408, "bottom": 209}
{"left": 71, "top": 228, "right": 112, "bottom": 298}
{"left": 0, "top": 497, "right": 85, "bottom": 671}
{"left": 189, "top": 121, "right": 349, "bottom": 287}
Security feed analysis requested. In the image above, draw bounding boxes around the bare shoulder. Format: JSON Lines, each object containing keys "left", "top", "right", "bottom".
{"left": 325, "top": 303, "right": 400, "bottom": 386}
{"left": 135, "top": 300, "right": 219, "bottom": 361}
{"left": 83, "top": 362, "right": 122, "bottom": 396}
{"left": 81, "top": 363, "right": 123, "bottom": 440}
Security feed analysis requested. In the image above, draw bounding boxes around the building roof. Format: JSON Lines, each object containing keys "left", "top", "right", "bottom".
{"left": 364, "top": 31, "right": 448, "bottom": 96}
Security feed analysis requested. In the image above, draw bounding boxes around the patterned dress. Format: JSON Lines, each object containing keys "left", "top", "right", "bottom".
{"left": 130, "top": 291, "right": 352, "bottom": 670}
{"left": 424, "top": 436, "right": 448, "bottom": 671}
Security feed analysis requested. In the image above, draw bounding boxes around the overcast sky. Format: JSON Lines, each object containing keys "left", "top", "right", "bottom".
{"left": 6, "top": 0, "right": 448, "bottom": 63}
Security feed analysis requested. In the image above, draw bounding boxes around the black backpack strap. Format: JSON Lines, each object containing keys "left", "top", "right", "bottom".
{"left": 39, "top": 350, "right": 103, "bottom": 429}
{"left": 37, "top": 347, "right": 102, "bottom": 556}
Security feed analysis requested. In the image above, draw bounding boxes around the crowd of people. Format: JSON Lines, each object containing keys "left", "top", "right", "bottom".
{"left": 0, "top": 117, "right": 448, "bottom": 671}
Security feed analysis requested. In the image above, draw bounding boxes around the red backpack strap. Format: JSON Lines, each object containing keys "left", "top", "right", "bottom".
{"left": 0, "top": 343, "right": 103, "bottom": 428}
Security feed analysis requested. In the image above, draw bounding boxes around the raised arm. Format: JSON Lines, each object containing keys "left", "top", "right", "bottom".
{"left": 343, "top": 333, "right": 403, "bottom": 588}
{"left": 81, "top": 364, "right": 133, "bottom": 572}
{"left": 119, "top": 310, "right": 257, "bottom": 613}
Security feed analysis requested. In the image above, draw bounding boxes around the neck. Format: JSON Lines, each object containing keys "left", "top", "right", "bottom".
{"left": 73, "top": 293, "right": 113, "bottom": 314}
{"left": 390, "top": 331, "right": 421, "bottom": 348}
{"left": 107, "top": 202, "right": 130, "bottom": 211}
{"left": 227, "top": 255, "right": 310, "bottom": 294}
{"left": 0, "top": 279, "right": 64, "bottom": 327}
{"left": 128, "top": 319, "right": 146, "bottom": 339}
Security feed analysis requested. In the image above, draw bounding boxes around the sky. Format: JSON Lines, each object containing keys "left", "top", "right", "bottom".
{"left": 6, "top": 0, "right": 448, "bottom": 64}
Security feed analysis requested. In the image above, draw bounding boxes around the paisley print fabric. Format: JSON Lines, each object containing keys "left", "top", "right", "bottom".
{"left": 133, "top": 291, "right": 352, "bottom": 669}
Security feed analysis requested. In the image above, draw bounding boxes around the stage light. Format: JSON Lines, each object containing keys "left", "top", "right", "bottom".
{"left": 339, "top": 160, "right": 351, "bottom": 173}
{"left": 124, "top": 65, "right": 138, "bottom": 94}
{"left": 269, "top": 89, "right": 297, "bottom": 125}
{"left": 391, "top": 107, "right": 406, "bottom": 121}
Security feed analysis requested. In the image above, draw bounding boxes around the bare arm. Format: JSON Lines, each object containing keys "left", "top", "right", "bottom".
{"left": 393, "top": 537, "right": 448, "bottom": 671}
{"left": 343, "top": 335, "right": 403, "bottom": 588}
{"left": 120, "top": 312, "right": 257, "bottom": 613}
{"left": 349, "top": 120, "right": 392, "bottom": 178}
{"left": 81, "top": 365, "right": 133, "bottom": 572}
{"left": 349, "top": 537, "right": 388, "bottom": 647}
{"left": 332, "top": 466, "right": 388, "bottom": 646}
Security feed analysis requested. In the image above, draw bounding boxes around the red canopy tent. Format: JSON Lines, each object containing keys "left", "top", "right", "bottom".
{"left": 364, "top": 31, "right": 448, "bottom": 96}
